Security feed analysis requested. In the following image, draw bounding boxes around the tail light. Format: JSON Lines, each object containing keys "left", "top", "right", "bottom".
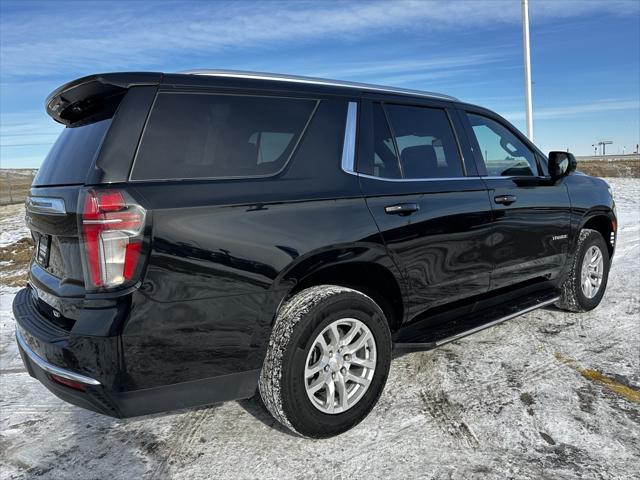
{"left": 79, "top": 189, "right": 146, "bottom": 290}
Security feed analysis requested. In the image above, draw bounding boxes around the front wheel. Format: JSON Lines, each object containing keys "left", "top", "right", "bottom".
{"left": 258, "top": 285, "right": 392, "bottom": 438}
{"left": 556, "top": 228, "right": 611, "bottom": 312}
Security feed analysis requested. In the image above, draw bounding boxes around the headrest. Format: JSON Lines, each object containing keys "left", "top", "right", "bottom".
{"left": 400, "top": 145, "right": 438, "bottom": 178}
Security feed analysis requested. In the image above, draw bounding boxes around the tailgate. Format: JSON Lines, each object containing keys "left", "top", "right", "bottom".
{"left": 25, "top": 185, "right": 86, "bottom": 325}
{"left": 26, "top": 186, "right": 85, "bottom": 294}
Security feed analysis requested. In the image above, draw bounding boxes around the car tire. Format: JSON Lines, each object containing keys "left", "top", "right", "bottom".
{"left": 258, "top": 285, "right": 392, "bottom": 438}
{"left": 556, "top": 228, "right": 610, "bottom": 312}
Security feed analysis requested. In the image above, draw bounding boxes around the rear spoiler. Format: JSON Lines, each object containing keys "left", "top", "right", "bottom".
{"left": 45, "top": 72, "right": 162, "bottom": 126}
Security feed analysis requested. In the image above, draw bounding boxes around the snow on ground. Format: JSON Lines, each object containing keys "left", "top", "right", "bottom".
{"left": 0, "top": 179, "right": 638, "bottom": 479}
{"left": 0, "top": 204, "right": 29, "bottom": 248}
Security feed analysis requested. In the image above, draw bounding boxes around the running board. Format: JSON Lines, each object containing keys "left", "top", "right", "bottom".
{"left": 393, "top": 289, "right": 559, "bottom": 351}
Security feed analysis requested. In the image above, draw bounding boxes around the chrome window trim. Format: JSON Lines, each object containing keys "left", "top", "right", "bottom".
{"left": 16, "top": 328, "right": 101, "bottom": 386}
{"left": 25, "top": 196, "right": 66, "bottom": 216}
{"left": 356, "top": 172, "right": 484, "bottom": 182}
{"left": 347, "top": 173, "right": 552, "bottom": 183}
{"left": 341, "top": 102, "right": 358, "bottom": 174}
{"left": 181, "top": 69, "right": 458, "bottom": 102}
{"left": 481, "top": 175, "right": 551, "bottom": 180}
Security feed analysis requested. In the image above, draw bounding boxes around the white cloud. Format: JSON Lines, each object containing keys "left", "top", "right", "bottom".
{"left": 0, "top": 111, "right": 62, "bottom": 156}
{"left": 503, "top": 99, "right": 640, "bottom": 121}
{"left": 298, "top": 52, "right": 512, "bottom": 86}
{"left": 1, "top": 0, "right": 637, "bottom": 78}
{"left": 0, "top": 111, "right": 59, "bottom": 134}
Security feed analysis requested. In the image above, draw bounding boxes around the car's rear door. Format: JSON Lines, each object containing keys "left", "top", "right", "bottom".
{"left": 355, "top": 96, "right": 493, "bottom": 320}
{"left": 458, "top": 107, "right": 571, "bottom": 290}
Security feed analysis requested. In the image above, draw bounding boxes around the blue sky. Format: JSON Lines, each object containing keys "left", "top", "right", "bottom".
{"left": 1, "top": 0, "right": 639, "bottom": 167}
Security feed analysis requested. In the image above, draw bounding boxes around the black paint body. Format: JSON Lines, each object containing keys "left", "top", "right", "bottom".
{"left": 14, "top": 72, "right": 616, "bottom": 417}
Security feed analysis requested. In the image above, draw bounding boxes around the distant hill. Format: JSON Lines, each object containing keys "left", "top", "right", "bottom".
{"left": 576, "top": 154, "right": 640, "bottom": 163}
{"left": 576, "top": 154, "right": 639, "bottom": 178}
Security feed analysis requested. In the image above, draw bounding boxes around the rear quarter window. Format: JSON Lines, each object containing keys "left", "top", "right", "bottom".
{"left": 130, "top": 93, "right": 317, "bottom": 181}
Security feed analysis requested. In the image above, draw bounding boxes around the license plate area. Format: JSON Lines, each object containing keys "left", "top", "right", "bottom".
{"left": 36, "top": 234, "right": 51, "bottom": 267}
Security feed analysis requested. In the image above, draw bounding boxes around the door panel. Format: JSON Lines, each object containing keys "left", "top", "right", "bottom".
{"left": 362, "top": 178, "right": 493, "bottom": 319}
{"left": 460, "top": 109, "right": 571, "bottom": 289}
{"left": 483, "top": 177, "right": 571, "bottom": 289}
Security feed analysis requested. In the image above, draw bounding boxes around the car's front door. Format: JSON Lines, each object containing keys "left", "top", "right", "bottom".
{"left": 460, "top": 109, "right": 571, "bottom": 291}
{"left": 355, "top": 98, "right": 494, "bottom": 320}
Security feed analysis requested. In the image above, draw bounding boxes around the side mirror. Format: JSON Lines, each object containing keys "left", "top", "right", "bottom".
{"left": 548, "top": 151, "right": 577, "bottom": 180}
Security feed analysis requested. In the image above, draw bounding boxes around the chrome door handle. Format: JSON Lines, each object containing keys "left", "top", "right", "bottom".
{"left": 384, "top": 203, "right": 420, "bottom": 216}
{"left": 494, "top": 194, "right": 517, "bottom": 205}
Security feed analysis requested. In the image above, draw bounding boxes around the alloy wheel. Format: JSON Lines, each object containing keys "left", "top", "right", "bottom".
{"left": 581, "top": 245, "right": 604, "bottom": 299}
{"left": 304, "top": 318, "right": 377, "bottom": 414}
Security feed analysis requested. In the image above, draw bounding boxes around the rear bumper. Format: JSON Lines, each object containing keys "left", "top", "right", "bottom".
{"left": 13, "top": 286, "right": 260, "bottom": 418}
{"left": 16, "top": 328, "right": 101, "bottom": 386}
{"left": 16, "top": 327, "right": 121, "bottom": 416}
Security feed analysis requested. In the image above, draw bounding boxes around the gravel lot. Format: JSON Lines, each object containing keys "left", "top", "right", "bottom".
{"left": 1, "top": 178, "right": 638, "bottom": 479}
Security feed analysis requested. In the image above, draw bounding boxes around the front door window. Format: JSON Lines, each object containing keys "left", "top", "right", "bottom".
{"left": 467, "top": 113, "right": 538, "bottom": 177}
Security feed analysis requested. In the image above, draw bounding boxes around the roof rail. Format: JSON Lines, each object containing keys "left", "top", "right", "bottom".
{"left": 180, "top": 69, "right": 458, "bottom": 102}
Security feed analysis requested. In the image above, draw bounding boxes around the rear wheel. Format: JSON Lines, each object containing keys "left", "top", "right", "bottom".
{"left": 556, "top": 229, "right": 610, "bottom": 312}
{"left": 258, "top": 285, "right": 392, "bottom": 438}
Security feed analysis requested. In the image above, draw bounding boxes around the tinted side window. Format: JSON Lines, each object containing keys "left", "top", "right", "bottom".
{"left": 33, "top": 119, "right": 112, "bottom": 186}
{"left": 131, "top": 93, "right": 316, "bottom": 180}
{"left": 467, "top": 113, "right": 538, "bottom": 176}
{"left": 358, "top": 103, "right": 401, "bottom": 178}
{"left": 385, "top": 105, "right": 464, "bottom": 179}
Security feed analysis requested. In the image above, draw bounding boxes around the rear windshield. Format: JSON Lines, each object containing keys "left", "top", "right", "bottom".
{"left": 33, "top": 119, "right": 112, "bottom": 186}
{"left": 130, "top": 93, "right": 317, "bottom": 181}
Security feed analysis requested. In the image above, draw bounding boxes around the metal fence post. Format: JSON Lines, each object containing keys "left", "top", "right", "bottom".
{"left": 7, "top": 171, "right": 13, "bottom": 203}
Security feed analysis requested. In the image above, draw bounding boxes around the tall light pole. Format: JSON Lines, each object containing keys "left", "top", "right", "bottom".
{"left": 522, "top": 0, "right": 534, "bottom": 140}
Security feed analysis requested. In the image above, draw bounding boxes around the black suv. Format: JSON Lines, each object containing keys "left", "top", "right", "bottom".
{"left": 14, "top": 71, "right": 616, "bottom": 438}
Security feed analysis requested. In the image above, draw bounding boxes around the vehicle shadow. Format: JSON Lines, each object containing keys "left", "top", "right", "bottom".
{"left": 236, "top": 394, "right": 299, "bottom": 438}
{"left": 392, "top": 345, "right": 436, "bottom": 361}
{"left": 15, "top": 387, "right": 304, "bottom": 478}
{"left": 19, "top": 401, "right": 227, "bottom": 478}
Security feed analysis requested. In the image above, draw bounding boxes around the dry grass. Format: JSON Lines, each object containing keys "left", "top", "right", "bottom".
{"left": 577, "top": 160, "right": 640, "bottom": 178}
{"left": 0, "top": 170, "right": 37, "bottom": 205}
{"left": 0, "top": 237, "right": 33, "bottom": 287}
{"left": 555, "top": 352, "right": 640, "bottom": 404}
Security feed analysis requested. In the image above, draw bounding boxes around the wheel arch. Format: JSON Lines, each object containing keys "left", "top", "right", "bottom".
{"left": 270, "top": 244, "right": 407, "bottom": 333}
{"left": 579, "top": 209, "right": 616, "bottom": 257}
